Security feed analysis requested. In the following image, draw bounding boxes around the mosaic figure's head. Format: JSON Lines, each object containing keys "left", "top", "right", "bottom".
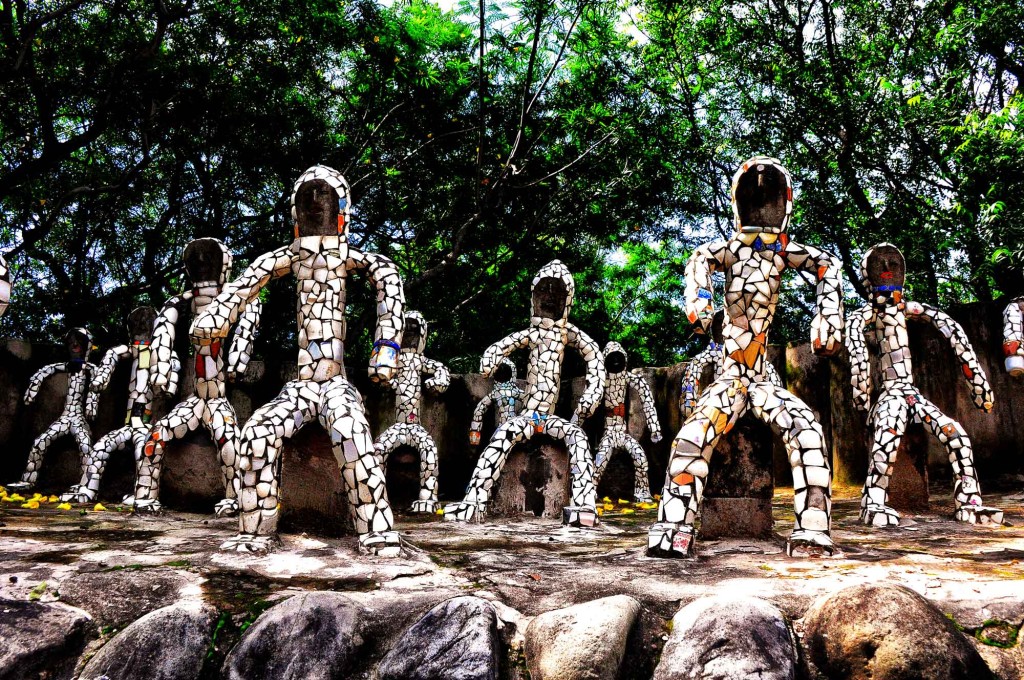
{"left": 731, "top": 156, "right": 793, "bottom": 235}
{"left": 65, "top": 327, "right": 92, "bottom": 361}
{"left": 291, "top": 165, "right": 351, "bottom": 238}
{"left": 531, "top": 260, "right": 575, "bottom": 323}
{"left": 401, "top": 310, "right": 427, "bottom": 353}
{"left": 183, "top": 238, "right": 232, "bottom": 286}
{"left": 710, "top": 309, "right": 726, "bottom": 345}
{"left": 603, "top": 341, "right": 628, "bottom": 374}
{"left": 862, "top": 243, "right": 906, "bottom": 304}
{"left": 126, "top": 306, "right": 158, "bottom": 345}
{"left": 494, "top": 357, "right": 517, "bottom": 383}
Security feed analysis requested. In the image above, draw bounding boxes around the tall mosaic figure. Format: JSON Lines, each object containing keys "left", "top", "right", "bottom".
{"left": 650, "top": 156, "right": 844, "bottom": 559}
{"left": 1004, "top": 295, "right": 1024, "bottom": 376}
{"left": 848, "top": 243, "right": 1000, "bottom": 526}
{"left": 444, "top": 260, "right": 606, "bottom": 527}
{"left": 0, "top": 253, "right": 10, "bottom": 317}
{"left": 191, "top": 164, "right": 405, "bottom": 556}
{"left": 61, "top": 308, "right": 181, "bottom": 503}
{"left": 593, "top": 342, "right": 662, "bottom": 502}
{"left": 128, "top": 238, "right": 261, "bottom": 515}
{"left": 374, "top": 310, "right": 450, "bottom": 513}
{"left": 469, "top": 358, "right": 524, "bottom": 445}
{"left": 7, "top": 329, "right": 105, "bottom": 491}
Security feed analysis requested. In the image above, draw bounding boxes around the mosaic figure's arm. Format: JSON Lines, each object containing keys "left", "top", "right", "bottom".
{"left": 846, "top": 305, "right": 873, "bottom": 413}
{"left": 761, "top": 357, "right": 784, "bottom": 388}
{"left": 193, "top": 247, "right": 292, "bottom": 342}
{"left": 151, "top": 294, "right": 190, "bottom": 392}
{"left": 1003, "top": 298, "right": 1024, "bottom": 376}
{"left": 24, "top": 363, "right": 64, "bottom": 404}
{"left": 91, "top": 345, "right": 131, "bottom": 392}
{"left": 85, "top": 364, "right": 101, "bottom": 420}
{"left": 628, "top": 370, "right": 662, "bottom": 442}
{"left": 684, "top": 241, "right": 726, "bottom": 334}
{"left": 421, "top": 357, "right": 450, "bottom": 393}
{"left": 470, "top": 393, "right": 494, "bottom": 441}
{"left": 166, "top": 351, "right": 182, "bottom": 398}
{"left": 907, "top": 302, "right": 994, "bottom": 411}
{"left": 480, "top": 330, "right": 532, "bottom": 376}
{"left": 785, "top": 242, "right": 844, "bottom": 356}
{"left": 347, "top": 249, "right": 405, "bottom": 384}
{"left": 566, "top": 325, "right": 606, "bottom": 423}
{"left": 227, "top": 297, "right": 263, "bottom": 380}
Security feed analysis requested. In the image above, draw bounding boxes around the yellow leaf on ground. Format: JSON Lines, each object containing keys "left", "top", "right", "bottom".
{"left": 21, "top": 501, "right": 40, "bottom": 509}
{"left": 621, "top": 508, "right": 635, "bottom": 514}
{"left": 56, "top": 503, "right": 72, "bottom": 510}
{"left": 93, "top": 503, "right": 107, "bottom": 512}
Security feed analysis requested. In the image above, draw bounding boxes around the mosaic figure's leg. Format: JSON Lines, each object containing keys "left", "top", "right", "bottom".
{"left": 444, "top": 415, "right": 533, "bottom": 522}
{"left": 593, "top": 432, "right": 616, "bottom": 485}
{"left": 206, "top": 397, "right": 242, "bottom": 517}
{"left": 62, "top": 425, "right": 132, "bottom": 503}
{"left": 914, "top": 395, "right": 1003, "bottom": 525}
{"left": 623, "top": 434, "right": 653, "bottom": 502}
{"left": 859, "top": 390, "right": 909, "bottom": 527}
{"left": 320, "top": 377, "right": 400, "bottom": 556}
{"left": 748, "top": 382, "right": 834, "bottom": 556}
{"left": 69, "top": 417, "right": 93, "bottom": 486}
{"left": 8, "top": 417, "right": 73, "bottom": 490}
{"left": 131, "top": 397, "right": 203, "bottom": 512}
{"left": 223, "top": 381, "right": 318, "bottom": 554}
{"left": 373, "top": 424, "right": 405, "bottom": 475}
{"left": 648, "top": 378, "right": 745, "bottom": 559}
{"left": 544, "top": 416, "right": 599, "bottom": 527}
{"left": 406, "top": 424, "right": 439, "bottom": 513}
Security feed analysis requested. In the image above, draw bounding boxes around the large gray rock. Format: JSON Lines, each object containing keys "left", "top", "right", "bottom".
{"left": 525, "top": 594, "right": 641, "bottom": 680}
{"left": 378, "top": 596, "right": 501, "bottom": 680}
{"left": 81, "top": 601, "right": 216, "bottom": 680}
{"left": 59, "top": 569, "right": 192, "bottom": 629}
{"left": 0, "top": 598, "right": 95, "bottom": 680}
{"left": 653, "top": 596, "right": 798, "bottom": 680}
{"left": 222, "top": 591, "right": 366, "bottom": 680}
{"left": 802, "top": 582, "right": 994, "bottom": 680}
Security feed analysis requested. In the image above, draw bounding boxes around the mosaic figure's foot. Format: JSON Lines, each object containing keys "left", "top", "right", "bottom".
{"left": 955, "top": 504, "right": 1004, "bottom": 526}
{"left": 443, "top": 501, "right": 484, "bottom": 522}
{"left": 786, "top": 530, "right": 835, "bottom": 557}
{"left": 121, "top": 494, "right": 137, "bottom": 507}
{"left": 409, "top": 499, "right": 439, "bottom": 514}
{"left": 646, "top": 522, "right": 696, "bottom": 559}
{"left": 562, "top": 506, "right": 599, "bottom": 528}
{"left": 860, "top": 503, "right": 900, "bottom": 527}
{"left": 358, "top": 531, "right": 402, "bottom": 558}
{"left": 221, "top": 533, "right": 279, "bottom": 554}
{"left": 6, "top": 482, "right": 32, "bottom": 492}
{"left": 132, "top": 499, "right": 163, "bottom": 514}
{"left": 635, "top": 494, "right": 654, "bottom": 503}
{"left": 60, "top": 486, "right": 95, "bottom": 504}
{"left": 214, "top": 498, "right": 239, "bottom": 518}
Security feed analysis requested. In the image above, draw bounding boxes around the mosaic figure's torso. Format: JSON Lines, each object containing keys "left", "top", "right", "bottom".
{"left": 290, "top": 236, "right": 349, "bottom": 382}
{"left": 525, "top": 323, "right": 568, "bottom": 414}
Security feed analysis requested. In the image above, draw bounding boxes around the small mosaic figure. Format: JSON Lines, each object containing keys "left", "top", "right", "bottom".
{"left": 7, "top": 328, "right": 104, "bottom": 491}
{"left": 191, "top": 164, "right": 405, "bottom": 555}
{"left": 373, "top": 310, "right": 450, "bottom": 513}
{"left": 127, "top": 238, "right": 261, "bottom": 516}
{"left": 848, "top": 243, "right": 1000, "bottom": 526}
{"left": 593, "top": 342, "right": 662, "bottom": 502}
{"left": 60, "top": 308, "right": 181, "bottom": 503}
{"left": 679, "top": 309, "right": 782, "bottom": 418}
{"left": 0, "top": 253, "right": 10, "bottom": 317}
{"left": 469, "top": 358, "right": 524, "bottom": 445}
{"left": 650, "top": 156, "right": 844, "bottom": 559}
{"left": 444, "top": 260, "right": 606, "bottom": 527}
{"left": 1003, "top": 296, "right": 1024, "bottom": 376}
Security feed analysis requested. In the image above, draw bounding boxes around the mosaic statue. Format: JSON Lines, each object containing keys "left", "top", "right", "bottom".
{"left": 0, "top": 253, "right": 9, "bottom": 317}
{"left": 444, "top": 260, "right": 606, "bottom": 527}
{"left": 848, "top": 243, "right": 1000, "bottom": 526}
{"left": 650, "top": 156, "right": 844, "bottom": 559}
{"left": 1004, "top": 296, "right": 1024, "bottom": 376}
{"left": 7, "top": 328, "right": 104, "bottom": 491}
{"left": 469, "top": 358, "right": 524, "bottom": 445}
{"left": 191, "top": 164, "right": 405, "bottom": 556}
{"left": 127, "top": 238, "right": 261, "bottom": 516}
{"left": 679, "top": 309, "right": 782, "bottom": 418}
{"left": 60, "top": 308, "right": 181, "bottom": 503}
{"left": 373, "top": 310, "right": 450, "bottom": 513}
{"left": 593, "top": 342, "right": 662, "bottom": 502}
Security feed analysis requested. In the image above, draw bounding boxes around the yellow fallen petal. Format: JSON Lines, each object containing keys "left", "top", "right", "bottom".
{"left": 21, "top": 501, "right": 40, "bottom": 509}
{"left": 603, "top": 503, "right": 615, "bottom": 511}
{"left": 596, "top": 507, "right": 604, "bottom": 515}
{"left": 56, "top": 502, "right": 72, "bottom": 510}
{"left": 93, "top": 503, "right": 107, "bottom": 512}
{"left": 621, "top": 508, "right": 635, "bottom": 514}
{"left": 617, "top": 499, "right": 630, "bottom": 505}
{"left": 8, "top": 493, "right": 25, "bottom": 502}
{"left": 601, "top": 496, "right": 612, "bottom": 503}
{"left": 48, "top": 495, "right": 59, "bottom": 503}
{"left": 435, "top": 508, "right": 444, "bottom": 515}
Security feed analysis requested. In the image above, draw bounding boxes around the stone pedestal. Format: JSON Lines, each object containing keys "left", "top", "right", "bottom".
{"left": 490, "top": 438, "right": 570, "bottom": 518}
{"left": 700, "top": 415, "right": 774, "bottom": 539}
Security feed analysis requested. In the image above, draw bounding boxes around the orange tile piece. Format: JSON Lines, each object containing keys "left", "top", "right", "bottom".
{"left": 672, "top": 472, "right": 695, "bottom": 486}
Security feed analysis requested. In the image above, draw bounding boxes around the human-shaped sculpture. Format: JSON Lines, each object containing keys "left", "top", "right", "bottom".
{"left": 0, "top": 253, "right": 10, "bottom": 318}
{"left": 469, "top": 358, "right": 524, "bottom": 445}
{"left": 444, "top": 260, "right": 606, "bottom": 527}
{"left": 848, "top": 243, "right": 1000, "bottom": 526}
{"left": 593, "top": 342, "right": 662, "bottom": 502}
{"left": 650, "top": 156, "right": 844, "bottom": 559}
{"left": 679, "top": 309, "right": 782, "bottom": 418}
{"left": 1004, "top": 296, "right": 1024, "bottom": 376}
{"left": 191, "top": 164, "right": 405, "bottom": 555}
{"left": 373, "top": 310, "right": 450, "bottom": 513}
{"left": 60, "top": 308, "right": 181, "bottom": 503}
{"left": 7, "top": 328, "right": 104, "bottom": 491}
{"left": 128, "top": 238, "right": 261, "bottom": 515}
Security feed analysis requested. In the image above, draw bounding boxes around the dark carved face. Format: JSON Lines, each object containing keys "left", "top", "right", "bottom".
{"left": 294, "top": 179, "right": 339, "bottom": 237}
{"left": 401, "top": 317, "right": 423, "bottom": 350}
{"left": 867, "top": 245, "right": 906, "bottom": 289}
{"left": 183, "top": 239, "right": 227, "bottom": 283}
{"left": 605, "top": 351, "right": 627, "bottom": 374}
{"left": 735, "top": 164, "right": 788, "bottom": 231}
{"left": 711, "top": 309, "right": 726, "bottom": 345}
{"left": 65, "top": 329, "right": 89, "bottom": 360}
{"left": 127, "top": 307, "right": 157, "bottom": 344}
{"left": 533, "top": 277, "right": 568, "bottom": 320}
{"left": 494, "top": 363, "right": 514, "bottom": 382}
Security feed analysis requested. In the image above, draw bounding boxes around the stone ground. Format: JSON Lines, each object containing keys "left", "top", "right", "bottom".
{"left": 2, "top": 481, "right": 1024, "bottom": 678}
